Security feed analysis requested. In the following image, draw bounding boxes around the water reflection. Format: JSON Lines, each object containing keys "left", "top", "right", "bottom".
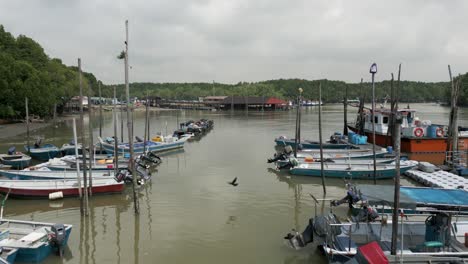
{"left": 134, "top": 215, "right": 140, "bottom": 264}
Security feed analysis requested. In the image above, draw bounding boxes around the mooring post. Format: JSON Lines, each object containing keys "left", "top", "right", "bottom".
{"left": 113, "top": 87, "right": 119, "bottom": 175}
{"left": 391, "top": 111, "right": 402, "bottom": 255}
{"left": 72, "top": 118, "right": 83, "bottom": 199}
{"left": 318, "top": 83, "right": 326, "bottom": 194}
{"left": 343, "top": 85, "right": 348, "bottom": 135}
{"left": 88, "top": 89, "right": 94, "bottom": 196}
{"left": 370, "top": 63, "right": 378, "bottom": 185}
{"left": 78, "top": 58, "right": 88, "bottom": 215}
{"left": 25, "top": 97, "right": 30, "bottom": 153}
{"left": 124, "top": 20, "right": 140, "bottom": 214}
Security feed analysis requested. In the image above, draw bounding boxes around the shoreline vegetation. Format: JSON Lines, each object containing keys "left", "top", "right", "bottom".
{"left": 1, "top": 24, "right": 467, "bottom": 121}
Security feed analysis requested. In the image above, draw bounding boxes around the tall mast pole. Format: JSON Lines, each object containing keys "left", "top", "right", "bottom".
{"left": 318, "top": 83, "right": 326, "bottom": 194}
{"left": 125, "top": 20, "right": 139, "bottom": 214}
{"left": 113, "top": 87, "right": 119, "bottom": 175}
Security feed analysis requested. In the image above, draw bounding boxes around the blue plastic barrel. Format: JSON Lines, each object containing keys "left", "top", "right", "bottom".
{"left": 387, "top": 146, "right": 393, "bottom": 154}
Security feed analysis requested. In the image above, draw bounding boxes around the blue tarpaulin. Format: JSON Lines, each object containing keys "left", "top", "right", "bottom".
{"left": 356, "top": 185, "right": 468, "bottom": 210}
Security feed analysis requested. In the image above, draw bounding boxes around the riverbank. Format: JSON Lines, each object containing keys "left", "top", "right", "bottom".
{"left": 0, "top": 122, "right": 53, "bottom": 140}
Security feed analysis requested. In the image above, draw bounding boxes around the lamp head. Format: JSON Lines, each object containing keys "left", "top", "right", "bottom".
{"left": 298, "top": 87, "right": 303, "bottom": 94}
{"left": 370, "top": 63, "right": 377, "bottom": 74}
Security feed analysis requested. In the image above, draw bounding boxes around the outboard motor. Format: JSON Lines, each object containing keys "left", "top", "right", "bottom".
{"left": 135, "top": 136, "right": 144, "bottom": 142}
{"left": 7, "top": 146, "right": 15, "bottom": 155}
{"left": 116, "top": 169, "right": 133, "bottom": 183}
{"left": 284, "top": 218, "right": 315, "bottom": 250}
{"left": 34, "top": 138, "right": 42, "bottom": 148}
{"left": 49, "top": 224, "right": 66, "bottom": 257}
{"left": 69, "top": 139, "right": 76, "bottom": 146}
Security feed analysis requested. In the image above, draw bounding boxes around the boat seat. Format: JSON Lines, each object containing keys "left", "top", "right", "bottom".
{"left": 19, "top": 232, "right": 46, "bottom": 244}
{"left": 335, "top": 236, "right": 357, "bottom": 252}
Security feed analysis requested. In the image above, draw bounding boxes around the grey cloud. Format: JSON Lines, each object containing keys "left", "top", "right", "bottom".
{"left": 1, "top": 0, "right": 467, "bottom": 84}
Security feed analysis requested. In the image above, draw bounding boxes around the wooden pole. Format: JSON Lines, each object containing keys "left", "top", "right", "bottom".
{"left": 78, "top": 58, "right": 88, "bottom": 216}
{"left": 88, "top": 89, "right": 94, "bottom": 196}
{"left": 318, "top": 83, "right": 326, "bottom": 194}
{"left": 343, "top": 85, "right": 348, "bottom": 135}
{"left": 144, "top": 95, "right": 149, "bottom": 153}
{"left": 371, "top": 69, "right": 377, "bottom": 185}
{"left": 297, "top": 89, "right": 302, "bottom": 146}
{"left": 25, "top": 98, "right": 30, "bottom": 152}
{"left": 72, "top": 118, "right": 83, "bottom": 199}
{"left": 396, "top": 64, "right": 401, "bottom": 111}
{"left": 293, "top": 95, "right": 300, "bottom": 158}
{"left": 125, "top": 20, "right": 139, "bottom": 214}
{"left": 357, "top": 79, "right": 365, "bottom": 135}
{"left": 120, "top": 95, "right": 124, "bottom": 143}
{"left": 113, "top": 87, "right": 119, "bottom": 175}
{"left": 391, "top": 110, "right": 402, "bottom": 255}
{"left": 446, "top": 65, "right": 454, "bottom": 156}
{"left": 99, "top": 82, "right": 103, "bottom": 153}
{"left": 53, "top": 103, "right": 57, "bottom": 128}
{"left": 387, "top": 73, "right": 395, "bottom": 147}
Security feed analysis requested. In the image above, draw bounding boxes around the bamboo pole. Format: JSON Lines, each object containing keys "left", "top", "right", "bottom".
{"left": 113, "top": 87, "right": 119, "bottom": 175}
{"left": 98, "top": 82, "right": 103, "bottom": 153}
{"left": 387, "top": 74, "right": 395, "bottom": 147}
{"left": 88, "top": 89, "right": 94, "bottom": 196}
{"left": 318, "top": 83, "right": 326, "bottom": 194}
{"left": 343, "top": 85, "right": 348, "bottom": 135}
{"left": 72, "top": 118, "right": 83, "bottom": 198}
{"left": 124, "top": 20, "right": 140, "bottom": 214}
{"left": 370, "top": 64, "right": 377, "bottom": 185}
{"left": 297, "top": 88, "right": 302, "bottom": 146}
{"left": 120, "top": 95, "right": 124, "bottom": 143}
{"left": 391, "top": 108, "right": 402, "bottom": 255}
{"left": 25, "top": 98, "right": 30, "bottom": 152}
{"left": 78, "top": 58, "right": 88, "bottom": 215}
{"left": 446, "top": 65, "right": 454, "bottom": 157}
{"left": 293, "top": 94, "right": 300, "bottom": 158}
{"left": 53, "top": 103, "right": 57, "bottom": 128}
{"left": 144, "top": 95, "right": 149, "bottom": 153}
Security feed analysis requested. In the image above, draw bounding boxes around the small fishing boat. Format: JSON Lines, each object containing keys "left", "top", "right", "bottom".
{"left": 0, "top": 219, "right": 72, "bottom": 262}
{"left": 0, "top": 147, "right": 31, "bottom": 169}
{"left": 274, "top": 157, "right": 395, "bottom": 169}
{"left": 0, "top": 178, "right": 124, "bottom": 198}
{"left": 289, "top": 160, "right": 417, "bottom": 179}
{"left": 0, "top": 169, "right": 113, "bottom": 180}
{"left": 60, "top": 140, "right": 82, "bottom": 156}
{"left": 24, "top": 141, "right": 60, "bottom": 161}
{"left": 0, "top": 247, "right": 18, "bottom": 264}
{"left": 284, "top": 185, "right": 468, "bottom": 263}
{"left": 98, "top": 135, "right": 187, "bottom": 155}
{"left": 41, "top": 156, "right": 129, "bottom": 171}
{"left": 275, "top": 136, "right": 357, "bottom": 149}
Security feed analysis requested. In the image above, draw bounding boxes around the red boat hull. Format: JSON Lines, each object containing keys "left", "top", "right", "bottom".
{"left": 0, "top": 183, "right": 124, "bottom": 198}
{"left": 348, "top": 125, "right": 468, "bottom": 165}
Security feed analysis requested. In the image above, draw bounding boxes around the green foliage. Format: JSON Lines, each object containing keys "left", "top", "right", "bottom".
{"left": 102, "top": 78, "right": 452, "bottom": 104}
{"left": 0, "top": 25, "right": 97, "bottom": 119}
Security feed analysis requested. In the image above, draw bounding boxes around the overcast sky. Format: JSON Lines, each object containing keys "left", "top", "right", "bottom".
{"left": 1, "top": 0, "right": 467, "bottom": 84}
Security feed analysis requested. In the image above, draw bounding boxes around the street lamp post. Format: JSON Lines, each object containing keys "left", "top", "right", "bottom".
{"left": 370, "top": 63, "right": 377, "bottom": 184}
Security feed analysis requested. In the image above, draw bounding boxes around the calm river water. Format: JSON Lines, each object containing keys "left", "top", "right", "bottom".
{"left": 0, "top": 103, "right": 466, "bottom": 264}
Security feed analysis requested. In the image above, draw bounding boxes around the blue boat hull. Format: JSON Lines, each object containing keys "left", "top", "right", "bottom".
{"left": 0, "top": 157, "right": 31, "bottom": 169}
{"left": 25, "top": 144, "right": 60, "bottom": 161}
{"left": 14, "top": 227, "right": 72, "bottom": 263}
{"left": 289, "top": 166, "right": 414, "bottom": 179}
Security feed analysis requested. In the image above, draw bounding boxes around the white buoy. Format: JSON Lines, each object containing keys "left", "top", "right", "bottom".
{"left": 49, "top": 191, "right": 63, "bottom": 200}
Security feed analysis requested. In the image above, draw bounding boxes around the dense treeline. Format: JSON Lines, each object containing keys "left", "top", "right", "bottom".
{"left": 0, "top": 25, "right": 98, "bottom": 119}
{"left": 102, "top": 78, "right": 452, "bottom": 104}
{"left": 2, "top": 24, "right": 467, "bottom": 119}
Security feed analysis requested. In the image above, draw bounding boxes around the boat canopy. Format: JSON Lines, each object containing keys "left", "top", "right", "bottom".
{"left": 356, "top": 185, "right": 468, "bottom": 210}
